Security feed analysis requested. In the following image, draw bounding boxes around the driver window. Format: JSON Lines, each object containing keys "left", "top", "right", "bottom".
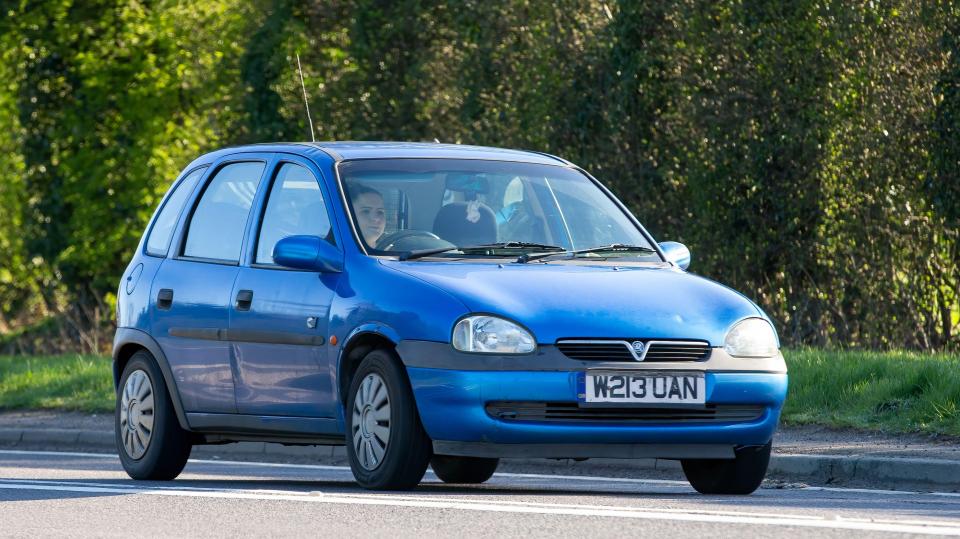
{"left": 256, "top": 163, "right": 332, "bottom": 265}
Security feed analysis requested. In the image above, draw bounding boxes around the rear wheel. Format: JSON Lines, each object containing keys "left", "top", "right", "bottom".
{"left": 346, "top": 349, "right": 432, "bottom": 490}
{"left": 681, "top": 442, "right": 771, "bottom": 495}
{"left": 431, "top": 455, "right": 499, "bottom": 484}
{"left": 115, "top": 350, "right": 192, "bottom": 480}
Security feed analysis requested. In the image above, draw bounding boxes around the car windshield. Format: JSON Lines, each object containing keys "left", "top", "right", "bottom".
{"left": 338, "top": 159, "right": 660, "bottom": 261}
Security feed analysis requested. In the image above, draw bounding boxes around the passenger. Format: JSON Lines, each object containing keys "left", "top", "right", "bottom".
{"left": 351, "top": 184, "right": 386, "bottom": 247}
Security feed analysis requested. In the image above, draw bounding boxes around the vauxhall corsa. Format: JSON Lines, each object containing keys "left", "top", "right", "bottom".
{"left": 113, "top": 142, "right": 788, "bottom": 494}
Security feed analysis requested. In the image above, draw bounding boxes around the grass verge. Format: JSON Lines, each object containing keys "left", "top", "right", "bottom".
{"left": 783, "top": 348, "right": 960, "bottom": 437}
{"left": 0, "top": 355, "right": 113, "bottom": 413}
{"left": 0, "top": 350, "right": 958, "bottom": 436}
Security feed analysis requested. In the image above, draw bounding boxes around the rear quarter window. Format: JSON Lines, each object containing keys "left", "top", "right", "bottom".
{"left": 145, "top": 167, "right": 206, "bottom": 257}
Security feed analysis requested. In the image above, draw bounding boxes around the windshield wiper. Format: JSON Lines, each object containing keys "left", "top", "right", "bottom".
{"left": 399, "top": 246, "right": 460, "bottom": 261}
{"left": 399, "top": 242, "right": 565, "bottom": 261}
{"left": 459, "top": 242, "right": 566, "bottom": 253}
{"left": 517, "top": 243, "right": 656, "bottom": 263}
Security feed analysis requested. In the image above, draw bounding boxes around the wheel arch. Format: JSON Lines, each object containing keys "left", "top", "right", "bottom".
{"left": 336, "top": 324, "right": 402, "bottom": 405}
{"left": 112, "top": 328, "right": 191, "bottom": 431}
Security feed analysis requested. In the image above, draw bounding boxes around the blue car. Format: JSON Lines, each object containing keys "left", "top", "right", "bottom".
{"left": 113, "top": 142, "right": 787, "bottom": 494}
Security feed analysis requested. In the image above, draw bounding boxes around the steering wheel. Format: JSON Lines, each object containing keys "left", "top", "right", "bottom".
{"left": 376, "top": 230, "right": 452, "bottom": 252}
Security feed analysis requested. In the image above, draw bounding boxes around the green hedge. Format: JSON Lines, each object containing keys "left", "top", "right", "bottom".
{"left": 0, "top": 1, "right": 957, "bottom": 352}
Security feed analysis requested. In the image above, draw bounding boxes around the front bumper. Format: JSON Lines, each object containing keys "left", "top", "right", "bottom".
{"left": 399, "top": 341, "right": 787, "bottom": 458}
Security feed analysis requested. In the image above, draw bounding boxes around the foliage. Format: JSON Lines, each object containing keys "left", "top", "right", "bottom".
{"left": 1, "top": 1, "right": 252, "bottom": 338}
{"left": 0, "top": 0, "right": 957, "bottom": 352}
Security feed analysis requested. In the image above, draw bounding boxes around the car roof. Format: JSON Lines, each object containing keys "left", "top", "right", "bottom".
{"left": 190, "top": 142, "right": 572, "bottom": 167}
{"left": 310, "top": 142, "right": 571, "bottom": 166}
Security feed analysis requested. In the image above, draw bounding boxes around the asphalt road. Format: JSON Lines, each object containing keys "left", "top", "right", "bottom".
{"left": 2, "top": 450, "right": 960, "bottom": 538}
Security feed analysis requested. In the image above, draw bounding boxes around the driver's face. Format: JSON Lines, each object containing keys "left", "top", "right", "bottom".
{"left": 355, "top": 192, "right": 386, "bottom": 246}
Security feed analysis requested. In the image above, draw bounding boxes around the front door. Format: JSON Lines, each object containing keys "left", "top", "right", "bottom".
{"left": 229, "top": 159, "right": 341, "bottom": 418}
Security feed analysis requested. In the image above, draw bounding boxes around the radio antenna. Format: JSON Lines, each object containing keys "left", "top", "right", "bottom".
{"left": 296, "top": 53, "right": 316, "bottom": 142}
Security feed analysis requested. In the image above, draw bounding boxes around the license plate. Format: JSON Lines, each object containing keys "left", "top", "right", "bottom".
{"left": 580, "top": 371, "right": 705, "bottom": 405}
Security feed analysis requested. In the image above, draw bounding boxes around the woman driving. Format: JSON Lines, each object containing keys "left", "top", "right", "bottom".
{"left": 350, "top": 184, "right": 386, "bottom": 247}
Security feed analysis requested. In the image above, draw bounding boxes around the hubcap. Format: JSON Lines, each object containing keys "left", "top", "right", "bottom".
{"left": 119, "top": 369, "right": 154, "bottom": 460}
{"left": 351, "top": 373, "right": 391, "bottom": 470}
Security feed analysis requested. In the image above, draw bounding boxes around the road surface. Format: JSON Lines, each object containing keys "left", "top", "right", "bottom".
{"left": 2, "top": 450, "right": 959, "bottom": 537}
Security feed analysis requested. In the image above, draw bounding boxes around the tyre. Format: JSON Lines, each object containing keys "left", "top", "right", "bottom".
{"left": 431, "top": 455, "right": 499, "bottom": 484}
{"left": 346, "top": 348, "right": 432, "bottom": 490}
{"left": 115, "top": 350, "right": 192, "bottom": 480}
{"left": 681, "top": 442, "right": 771, "bottom": 495}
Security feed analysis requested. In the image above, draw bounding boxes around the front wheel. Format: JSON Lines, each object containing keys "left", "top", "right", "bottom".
{"left": 431, "top": 455, "right": 499, "bottom": 484}
{"left": 681, "top": 442, "right": 771, "bottom": 495}
{"left": 346, "top": 349, "right": 432, "bottom": 490}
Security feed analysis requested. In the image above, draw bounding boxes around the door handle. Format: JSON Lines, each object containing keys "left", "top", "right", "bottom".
{"left": 235, "top": 289, "right": 254, "bottom": 311}
{"left": 157, "top": 289, "right": 174, "bottom": 310}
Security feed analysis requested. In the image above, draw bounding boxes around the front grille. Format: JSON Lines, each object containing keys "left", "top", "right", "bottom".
{"left": 644, "top": 342, "right": 711, "bottom": 361}
{"left": 486, "top": 401, "right": 765, "bottom": 424}
{"left": 556, "top": 340, "right": 711, "bottom": 362}
{"left": 556, "top": 341, "right": 634, "bottom": 361}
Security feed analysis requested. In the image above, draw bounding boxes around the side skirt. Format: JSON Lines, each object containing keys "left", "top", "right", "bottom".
{"left": 187, "top": 413, "right": 344, "bottom": 446}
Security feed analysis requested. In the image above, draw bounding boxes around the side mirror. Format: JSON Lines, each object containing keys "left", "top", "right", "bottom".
{"left": 658, "top": 241, "right": 691, "bottom": 270}
{"left": 274, "top": 235, "right": 343, "bottom": 273}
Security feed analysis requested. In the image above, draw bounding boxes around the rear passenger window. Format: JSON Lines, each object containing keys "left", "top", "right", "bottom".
{"left": 256, "top": 163, "right": 333, "bottom": 264}
{"left": 146, "top": 167, "right": 205, "bottom": 257}
{"left": 183, "top": 162, "right": 265, "bottom": 262}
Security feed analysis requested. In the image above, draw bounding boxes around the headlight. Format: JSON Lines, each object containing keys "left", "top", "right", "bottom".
{"left": 452, "top": 315, "right": 536, "bottom": 354}
{"left": 724, "top": 318, "right": 778, "bottom": 358}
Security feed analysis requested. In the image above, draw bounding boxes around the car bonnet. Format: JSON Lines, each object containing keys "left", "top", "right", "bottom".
{"left": 379, "top": 260, "right": 763, "bottom": 346}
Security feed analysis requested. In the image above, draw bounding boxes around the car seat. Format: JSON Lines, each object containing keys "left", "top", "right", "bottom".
{"left": 433, "top": 201, "right": 497, "bottom": 246}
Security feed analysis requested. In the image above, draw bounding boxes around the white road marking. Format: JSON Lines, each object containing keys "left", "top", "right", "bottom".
{"left": 0, "top": 449, "right": 117, "bottom": 459}
{"left": 1, "top": 477, "right": 953, "bottom": 527}
{"left": 0, "top": 449, "right": 688, "bottom": 484}
{"left": 803, "top": 485, "right": 960, "bottom": 499}
{"left": 1, "top": 449, "right": 958, "bottom": 498}
{"left": 0, "top": 478, "right": 958, "bottom": 535}
{"left": 0, "top": 478, "right": 819, "bottom": 520}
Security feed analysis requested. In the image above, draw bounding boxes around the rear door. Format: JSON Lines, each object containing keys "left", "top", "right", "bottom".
{"left": 119, "top": 166, "right": 206, "bottom": 331}
{"left": 150, "top": 155, "right": 270, "bottom": 414}
{"left": 229, "top": 156, "right": 342, "bottom": 418}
